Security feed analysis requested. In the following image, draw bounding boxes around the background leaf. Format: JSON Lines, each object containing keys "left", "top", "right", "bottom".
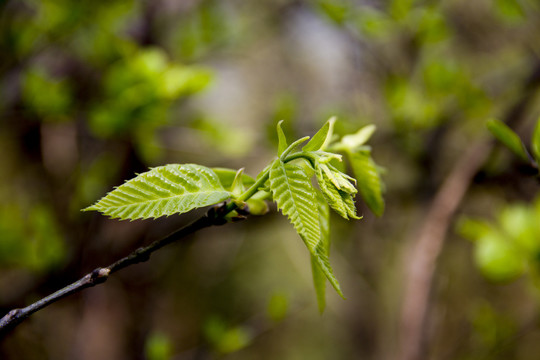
{"left": 85, "top": 164, "right": 231, "bottom": 220}
{"left": 487, "top": 119, "right": 529, "bottom": 162}
{"left": 348, "top": 151, "right": 385, "bottom": 217}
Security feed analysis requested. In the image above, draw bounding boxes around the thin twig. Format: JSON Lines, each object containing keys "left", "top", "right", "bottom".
{"left": 0, "top": 204, "right": 233, "bottom": 338}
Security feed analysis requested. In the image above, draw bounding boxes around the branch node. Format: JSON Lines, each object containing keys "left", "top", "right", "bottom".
{"left": 90, "top": 268, "right": 110, "bottom": 284}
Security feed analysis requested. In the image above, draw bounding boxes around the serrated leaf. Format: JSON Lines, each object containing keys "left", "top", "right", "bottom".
{"left": 311, "top": 254, "right": 326, "bottom": 312}
{"left": 269, "top": 160, "right": 320, "bottom": 252}
{"left": 277, "top": 120, "right": 288, "bottom": 156}
{"left": 84, "top": 164, "right": 231, "bottom": 220}
{"left": 311, "top": 193, "right": 330, "bottom": 312}
{"left": 212, "top": 167, "right": 255, "bottom": 190}
{"left": 303, "top": 116, "right": 336, "bottom": 152}
{"left": 312, "top": 244, "right": 344, "bottom": 298}
{"left": 487, "top": 119, "right": 529, "bottom": 162}
{"left": 316, "top": 166, "right": 359, "bottom": 219}
{"left": 532, "top": 117, "right": 540, "bottom": 164}
{"left": 320, "top": 163, "right": 357, "bottom": 195}
{"left": 349, "top": 151, "right": 385, "bottom": 217}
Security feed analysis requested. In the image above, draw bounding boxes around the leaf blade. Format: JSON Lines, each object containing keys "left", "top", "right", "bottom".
{"left": 317, "top": 165, "right": 359, "bottom": 219}
{"left": 85, "top": 164, "right": 231, "bottom": 220}
{"left": 348, "top": 151, "right": 385, "bottom": 217}
{"left": 277, "top": 120, "right": 288, "bottom": 156}
{"left": 311, "top": 193, "right": 330, "bottom": 312}
{"left": 269, "top": 160, "right": 321, "bottom": 252}
{"left": 303, "top": 116, "right": 336, "bottom": 152}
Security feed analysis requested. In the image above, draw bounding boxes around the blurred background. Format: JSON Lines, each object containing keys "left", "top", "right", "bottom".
{"left": 1, "top": 0, "right": 540, "bottom": 359}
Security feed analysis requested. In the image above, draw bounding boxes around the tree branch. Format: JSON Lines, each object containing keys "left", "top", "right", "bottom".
{"left": 0, "top": 203, "right": 235, "bottom": 338}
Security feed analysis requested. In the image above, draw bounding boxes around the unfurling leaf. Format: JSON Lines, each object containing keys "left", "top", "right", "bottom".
{"left": 303, "top": 116, "right": 336, "bottom": 152}
{"left": 339, "top": 124, "right": 376, "bottom": 151}
{"left": 277, "top": 120, "right": 288, "bottom": 156}
{"left": 349, "top": 151, "right": 385, "bottom": 217}
{"left": 487, "top": 118, "right": 529, "bottom": 162}
{"left": 84, "top": 164, "right": 231, "bottom": 220}
{"left": 319, "top": 163, "right": 357, "bottom": 195}
{"left": 316, "top": 165, "right": 359, "bottom": 219}
{"left": 269, "top": 160, "right": 321, "bottom": 252}
{"left": 230, "top": 168, "right": 247, "bottom": 197}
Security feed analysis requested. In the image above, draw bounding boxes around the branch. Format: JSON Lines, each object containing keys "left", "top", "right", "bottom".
{"left": 0, "top": 203, "right": 235, "bottom": 338}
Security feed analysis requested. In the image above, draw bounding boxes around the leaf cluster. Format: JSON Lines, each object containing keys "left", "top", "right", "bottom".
{"left": 459, "top": 196, "right": 540, "bottom": 283}
{"left": 84, "top": 117, "right": 385, "bottom": 311}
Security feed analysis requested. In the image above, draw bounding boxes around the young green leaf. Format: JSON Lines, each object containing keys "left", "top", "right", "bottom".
{"left": 487, "top": 118, "right": 529, "bottom": 162}
{"left": 348, "top": 150, "right": 385, "bottom": 217}
{"left": 269, "top": 160, "right": 321, "bottom": 252}
{"left": 532, "top": 117, "right": 540, "bottom": 164}
{"left": 311, "top": 193, "right": 330, "bottom": 312}
{"left": 303, "top": 116, "right": 336, "bottom": 152}
{"left": 84, "top": 164, "right": 231, "bottom": 220}
{"left": 339, "top": 124, "right": 376, "bottom": 151}
{"left": 316, "top": 165, "right": 359, "bottom": 219}
{"left": 277, "top": 120, "right": 288, "bottom": 156}
{"left": 312, "top": 243, "right": 344, "bottom": 298}
{"left": 230, "top": 168, "right": 247, "bottom": 197}
{"left": 319, "top": 163, "right": 357, "bottom": 195}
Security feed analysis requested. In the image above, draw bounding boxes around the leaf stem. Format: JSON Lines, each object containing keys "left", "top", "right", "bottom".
{"left": 280, "top": 136, "right": 310, "bottom": 159}
{"left": 233, "top": 167, "right": 272, "bottom": 204}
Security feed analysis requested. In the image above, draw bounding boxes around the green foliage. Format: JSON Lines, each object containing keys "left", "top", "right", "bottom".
{"left": 348, "top": 151, "right": 385, "bottom": 217}
{"left": 23, "top": 69, "right": 73, "bottom": 120}
{"left": 84, "top": 164, "right": 231, "bottom": 220}
{"left": 332, "top": 125, "right": 385, "bottom": 216}
{"left": 269, "top": 160, "right": 322, "bottom": 252}
{"left": 276, "top": 120, "right": 288, "bottom": 156}
{"left": 316, "top": 163, "right": 359, "bottom": 220}
{"left": 302, "top": 116, "right": 335, "bottom": 152}
{"left": 487, "top": 119, "right": 530, "bottom": 162}
{"left": 311, "top": 194, "right": 331, "bottom": 313}
{"left": 204, "top": 316, "right": 253, "bottom": 354}
{"left": 85, "top": 118, "right": 384, "bottom": 310}
{"left": 0, "top": 203, "right": 65, "bottom": 272}
{"left": 459, "top": 197, "right": 540, "bottom": 282}
{"left": 144, "top": 332, "right": 173, "bottom": 360}
{"left": 267, "top": 292, "right": 290, "bottom": 322}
